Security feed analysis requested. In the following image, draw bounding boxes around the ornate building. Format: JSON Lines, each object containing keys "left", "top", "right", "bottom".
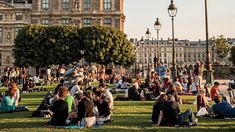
{"left": 132, "top": 38, "right": 212, "bottom": 69}
{"left": 0, "top": 0, "right": 125, "bottom": 73}
{"left": 0, "top": 0, "right": 31, "bottom": 72}
{"left": 31, "top": 0, "right": 125, "bottom": 31}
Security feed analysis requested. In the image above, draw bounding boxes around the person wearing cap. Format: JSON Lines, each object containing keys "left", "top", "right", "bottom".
{"left": 100, "top": 83, "right": 113, "bottom": 110}
{"left": 210, "top": 82, "right": 220, "bottom": 101}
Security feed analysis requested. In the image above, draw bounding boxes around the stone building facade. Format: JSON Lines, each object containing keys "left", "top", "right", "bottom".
{"left": 132, "top": 38, "right": 213, "bottom": 69}
{"left": 0, "top": 0, "right": 125, "bottom": 73}
{"left": 30, "top": 0, "right": 125, "bottom": 31}
{"left": 0, "top": 0, "right": 31, "bottom": 72}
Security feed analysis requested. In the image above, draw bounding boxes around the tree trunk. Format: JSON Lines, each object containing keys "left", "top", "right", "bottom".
{"left": 36, "top": 66, "right": 40, "bottom": 77}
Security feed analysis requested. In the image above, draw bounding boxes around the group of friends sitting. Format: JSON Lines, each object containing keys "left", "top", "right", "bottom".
{"left": 151, "top": 80, "right": 235, "bottom": 127}
{"left": 33, "top": 80, "right": 113, "bottom": 127}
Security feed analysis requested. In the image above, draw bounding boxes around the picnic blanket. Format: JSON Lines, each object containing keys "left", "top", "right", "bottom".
{"left": 48, "top": 124, "right": 100, "bottom": 129}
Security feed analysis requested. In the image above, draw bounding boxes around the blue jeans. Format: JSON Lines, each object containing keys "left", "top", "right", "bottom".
{"left": 176, "top": 109, "right": 195, "bottom": 125}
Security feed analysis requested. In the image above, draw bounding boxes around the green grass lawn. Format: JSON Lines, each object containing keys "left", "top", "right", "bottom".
{"left": 0, "top": 84, "right": 235, "bottom": 132}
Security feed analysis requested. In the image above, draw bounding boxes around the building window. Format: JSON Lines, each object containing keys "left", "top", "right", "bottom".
{"left": 15, "top": 27, "right": 22, "bottom": 39}
{"left": 63, "top": 0, "right": 70, "bottom": 11}
{"left": 83, "top": 18, "right": 91, "bottom": 26}
{"left": 0, "top": 28, "right": 2, "bottom": 44}
{"left": 103, "top": 18, "right": 112, "bottom": 26}
{"left": 41, "top": 19, "right": 49, "bottom": 25}
{"left": 42, "top": 0, "right": 49, "bottom": 10}
{"left": 0, "top": 13, "right": 3, "bottom": 21}
{"left": 104, "top": 0, "right": 111, "bottom": 10}
{"left": 62, "top": 18, "right": 70, "bottom": 24}
{"left": 16, "top": 13, "right": 23, "bottom": 21}
{"left": 83, "top": 0, "right": 91, "bottom": 10}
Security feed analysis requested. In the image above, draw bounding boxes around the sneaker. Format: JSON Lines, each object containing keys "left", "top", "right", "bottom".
{"left": 194, "top": 118, "right": 198, "bottom": 124}
{"left": 189, "top": 118, "right": 198, "bottom": 126}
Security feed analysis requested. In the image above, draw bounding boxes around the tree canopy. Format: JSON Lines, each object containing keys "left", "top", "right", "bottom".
{"left": 14, "top": 24, "right": 135, "bottom": 68}
{"left": 210, "top": 35, "right": 230, "bottom": 61}
{"left": 230, "top": 46, "right": 235, "bottom": 65}
{"left": 78, "top": 26, "right": 135, "bottom": 66}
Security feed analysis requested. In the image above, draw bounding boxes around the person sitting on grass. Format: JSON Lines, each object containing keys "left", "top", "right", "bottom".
{"left": 212, "top": 95, "right": 235, "bottom": 118}
{"left": 94, "top": 91, "right": 111, "bottom": 123}
{"left": 0, "top": 90, "right": 16, "bottom": 113}
{"left": 9, "top": 83, "right": 20, "bottom": 106}
{"left": 76, "top": 91, "right": 96, "bottom": 127}
{"left": 197, "top": 89, "right": 209, "bottom": 112}
{"left": 100, "top": 83, "right": 114, "bottom": 110}
{"left": 64, "top": 87, "right": 75, "bottom": 113}
{"left": 128, "top": 84, "right": 140, "bottom": 101}
{"left": 48, "top": 86, "right": 69, "bottom": 126}
{"left": 155, "top": 95, "right": 198, "bottom": 127}
{"left": 152, "top": 93, "right": 168, "bottom": 124}
{"left": 166, "top": 84, "right": 182, "bottom": 104}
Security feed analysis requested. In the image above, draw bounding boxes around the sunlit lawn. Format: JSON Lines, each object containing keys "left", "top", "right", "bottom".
{"left": 0, "top": 84, "right": 235, "bottom": 132}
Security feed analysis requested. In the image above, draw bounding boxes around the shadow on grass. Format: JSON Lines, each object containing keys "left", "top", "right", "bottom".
{"left": 0, "top": 121, "right": 46, "bottom": 129}
{"left": 0, "top": 111, "right": 32, "bottom": 118}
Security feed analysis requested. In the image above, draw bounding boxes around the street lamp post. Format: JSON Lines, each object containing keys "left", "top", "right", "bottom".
{"left": 205, "top": 0, "right": 213, "bottom": 84}
{"left": 140, "top": 36, "right": 144, "bottom": 77}
{"left": 145, "top": 28, "right": 151, "bottom": 75}
{"left": 168, "top": 0, "right": 177, "bottom": 79}
{"left": 154, "top": 18, "right": 161, "bottom": 68}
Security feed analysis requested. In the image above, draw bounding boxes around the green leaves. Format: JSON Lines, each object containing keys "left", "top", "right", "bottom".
{"left": 14, "top": 25, "right": 135, "bottom": 68}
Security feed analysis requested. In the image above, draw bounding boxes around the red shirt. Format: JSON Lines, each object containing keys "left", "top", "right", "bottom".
{"left": 210, "top": 85, "right": 219, "bottom": 100}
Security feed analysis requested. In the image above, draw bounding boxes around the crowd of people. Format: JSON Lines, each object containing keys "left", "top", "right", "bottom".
{"left": 1, "top": 61, "right": 235, "bottom": 128}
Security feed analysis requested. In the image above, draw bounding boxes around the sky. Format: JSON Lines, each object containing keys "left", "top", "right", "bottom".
{"left": 124, "top": 0, "right": 235, "bottom": 41}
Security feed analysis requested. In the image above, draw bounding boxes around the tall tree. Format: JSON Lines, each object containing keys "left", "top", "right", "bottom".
{"left": 210, "top": 35, "right": 230, "bottom": 62}
{"left": 40, "top": 25, "right": 81, "bottom": 66}
{"left": 78, "top": 26, "right": 135, "bottom": 66}
{"left": 14, "top": 24, "right": 45, "bottom": 67}
{"left": 230, "top": 46, "right": 235, "bottom": 65}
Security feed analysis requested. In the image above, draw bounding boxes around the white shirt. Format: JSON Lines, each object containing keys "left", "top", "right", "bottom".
{"left": 70, "top": 84, "right": 83, "bottom": 96}
{"left": 104, "top": 89, "right": 114, "bottom": 110}
{"left": 46, "top": 69, "right": 51, "bottom": 75}
{"left": 192, "top": 82, "right": 198, "bottom": 92}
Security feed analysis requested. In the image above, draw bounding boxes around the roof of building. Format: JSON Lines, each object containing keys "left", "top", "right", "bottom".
{"left": 0, "top": 0, "right": 32, "bottom": 3}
